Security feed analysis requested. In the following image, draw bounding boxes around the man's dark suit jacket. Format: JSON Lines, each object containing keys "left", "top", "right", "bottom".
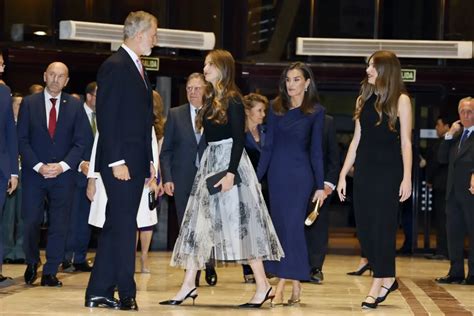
{"left": 160, "top": 103, "right": 206, "bottom": 222}
{"left": 0, "top": 84, "right": 18, "bottom": 181}
{"left": 438, "top": 131, "right": 474, "bottom": 199}
{"left": 95, "top": 47, "right": 153, "bottom": 178}
{"left": 322, "top": 115, "right": 339, "bottom": 187}
{"left": 17, "top": 91, "right": 88, "bottom": 183}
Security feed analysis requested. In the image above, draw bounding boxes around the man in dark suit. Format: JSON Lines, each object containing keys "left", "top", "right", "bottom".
{"left": 17, "top": 62, "right": 89, "bottom": 287}
{"left": 436, "top": 97, "right": 474, "bottom": 285}
{"left": 305, "top": 114, "right": 340, "bottom": 283}
{"left": 425, "top": 116, "right": 450, "bottom": 260}
{"left": 63, "top": 82, "right": 95, "bottom": 272}
{"left": 160, "top": 73, "right": 217, "bottom": 286}
{"left": 85, "top": 11, "right": 158, "bottom": 311}
{"left": 0, "top": 52, "right": 19, "bottom": 283}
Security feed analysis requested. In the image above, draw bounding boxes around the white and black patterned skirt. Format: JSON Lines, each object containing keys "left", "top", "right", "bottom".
{"left": 170, "top": 138, "right": 284, "bottom": 270}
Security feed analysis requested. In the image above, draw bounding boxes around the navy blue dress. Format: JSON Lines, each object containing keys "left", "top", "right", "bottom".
{"left": 258, "top": 104, "right": 325, "bottom": 280}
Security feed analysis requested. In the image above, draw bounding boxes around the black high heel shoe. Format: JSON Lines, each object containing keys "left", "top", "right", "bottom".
{"left": 239, "top": 287, "right": 274, "bottom": 308}
{"left": 361, "top": 296, "right": 378, "bottom": 309}
{"left": 159, "top": 288, "right": 198, "bottom": 306}
{"left": 347, "top": 263, "right": 372, "bottom": 276}
{"left": 375, "top": 279, "right": 399, "bottom": 304}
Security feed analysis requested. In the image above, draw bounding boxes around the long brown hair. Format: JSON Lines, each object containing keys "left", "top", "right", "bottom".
{"left": 354, "top": 50, "right": 407, "bottom": 131}
{"left": 152, "top": 90, "right": 165, "bottom": 139}
{"left": 196, "top": 49, "right": 241, "bottom": 129}
{"left": 273, "top": 62, "right": 320, "bottom": 115}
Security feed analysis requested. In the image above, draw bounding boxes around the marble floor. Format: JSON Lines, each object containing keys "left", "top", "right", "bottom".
{"left": 0, "top": 252, "right": 473, "bottom": 315}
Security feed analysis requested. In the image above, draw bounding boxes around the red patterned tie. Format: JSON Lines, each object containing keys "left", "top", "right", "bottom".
{"left": 48, "top": 98, "right": 57, "bottom": 138}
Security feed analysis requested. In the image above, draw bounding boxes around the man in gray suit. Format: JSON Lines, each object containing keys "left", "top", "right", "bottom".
{"left": 436, "top": 97, "right": 474, "bottom": 285}
{"left": 160, "top": 72, "right": 217, "bottom": 286}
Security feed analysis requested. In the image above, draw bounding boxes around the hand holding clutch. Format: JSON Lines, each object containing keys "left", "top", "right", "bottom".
{"left": 305, "top": 199, "right": 321, "bottom": 226}
{"left": 206, "top": 170, "right": 242, "bottom": 195}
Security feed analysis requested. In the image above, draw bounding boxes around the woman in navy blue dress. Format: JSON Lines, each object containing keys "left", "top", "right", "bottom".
{"left": 258, "top": 62, "right": 326, "bottom": 305}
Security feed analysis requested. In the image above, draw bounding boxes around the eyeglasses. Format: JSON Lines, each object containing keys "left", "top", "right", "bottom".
{"left": 186, "top": 86, "right": 203, "bottom": 92}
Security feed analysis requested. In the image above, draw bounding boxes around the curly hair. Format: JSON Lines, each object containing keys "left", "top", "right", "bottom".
{"left": 196, "top": 49, "right": 241, "bottom": 129}
{"left": 152, "top": 90, "right": 165, "bottom": 139}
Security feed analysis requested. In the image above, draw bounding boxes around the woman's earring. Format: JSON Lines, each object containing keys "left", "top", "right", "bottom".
{"left": 304, "top": 87, "right": 308, "bottom": 92}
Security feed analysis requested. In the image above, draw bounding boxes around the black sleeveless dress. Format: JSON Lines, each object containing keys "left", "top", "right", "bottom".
{"left": 353, "top": 94, "right": 403, "bottom": 278}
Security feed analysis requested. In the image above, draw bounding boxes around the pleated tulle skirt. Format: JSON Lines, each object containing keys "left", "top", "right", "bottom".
{"left": 170, "top": 138, "right": 284, "bottom": 270}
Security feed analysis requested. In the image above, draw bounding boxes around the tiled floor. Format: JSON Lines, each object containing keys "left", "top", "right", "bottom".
{"left": 0, "top": 252, "right": 472, "bottom": 315}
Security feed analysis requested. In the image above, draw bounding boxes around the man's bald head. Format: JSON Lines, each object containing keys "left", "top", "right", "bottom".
{"left": 43, "top": 62, "right": 70, "bottom": 97}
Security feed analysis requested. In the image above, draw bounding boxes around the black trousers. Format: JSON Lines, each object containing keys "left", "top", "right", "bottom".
{"left": 86, "top": 169, "right": 144, "bottom": 299}
{"left": 432, "top": 189, "right": 448, "bottom": 256}
{"left": 446, "top": 191, "right": 474, "bottom": 278}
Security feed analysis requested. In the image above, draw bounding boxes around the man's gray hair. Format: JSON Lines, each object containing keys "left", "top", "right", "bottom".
{"left": 123, "top": 11, "right": 158, "bottom": 40}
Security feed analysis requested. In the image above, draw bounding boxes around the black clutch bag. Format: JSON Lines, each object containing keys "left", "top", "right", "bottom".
{"left": 206, "top": 170, "right": 242, "bottom": 195}
{"left": 148, "top": 191, "right": 159, "bottom": 210}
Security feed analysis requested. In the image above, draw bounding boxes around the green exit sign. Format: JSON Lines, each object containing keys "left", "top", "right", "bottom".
{"left": 141, "top": 57, "right": 159, "bottom": 71}
{"left": 401, "top": 69, "right": 416, "bottom": 82}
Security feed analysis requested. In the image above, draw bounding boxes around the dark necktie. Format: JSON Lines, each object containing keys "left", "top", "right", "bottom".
{"left": 458, "top": 129, "right": 469, "bottom": 151}
{"left": 48, "top": 98, "right": 57, "bottom": 138}
{"left": 194, "top": 108, "right": 202, "bottom": 167}
{"left": 90, "top": 112, "right": 97, "bottom": 136}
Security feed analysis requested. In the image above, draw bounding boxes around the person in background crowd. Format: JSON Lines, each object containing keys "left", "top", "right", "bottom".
{"left": 0, "top": 52, "right": 19, "bottom": 283}
{"left": 160, "top": 73, "right": 217, "bottom": 286}
{"left": 435, "top": 97, "right": 474, "bottom": 285}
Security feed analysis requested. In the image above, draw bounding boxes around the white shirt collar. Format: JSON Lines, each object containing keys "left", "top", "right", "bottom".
{"left": 44, "top": 89, "right": 61, "bottom": 104}
{"left": 83, "top": 102, "right": 94, "bottom": 115}
{"left": 121, "top": 43, "right": 140, "bottom": 62}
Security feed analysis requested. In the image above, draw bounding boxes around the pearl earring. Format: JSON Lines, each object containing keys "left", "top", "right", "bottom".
{"left": 304, "top": 87, "right": 308, "bottom": 92}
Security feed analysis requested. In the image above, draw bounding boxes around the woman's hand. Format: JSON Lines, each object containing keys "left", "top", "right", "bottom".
{"left": 336, "top": 177, "right": 347, "bottom": 202}
{"left": 399, "top": 178, "right": 412, "bottom": 202}
{"left": 215, "top": 172, "right": 235, "bottom": 193}
{"left": 86, "top": 178, "right": 96, "bottom": 202}
{"left": 312, "top": 189, "right": 326, "bottom": 206}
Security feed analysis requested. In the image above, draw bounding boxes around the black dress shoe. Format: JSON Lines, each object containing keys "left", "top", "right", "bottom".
{"left": 159, "top": 288, "right": 198, "bottom": 306}
{"left": 310, "top": 268, "right": 324, "bottom": 284}
{"left": 119, "top": 297, "right": 138, "bottom": 311}
{"left": 205, "top": 266, "right": 217, "bottom": 286}
{"left": 40, "top": 274, "right": 63, "bottom": 287}
{"left": 85, "top": 295, "right": 120, "bottom": 309}
{"left": 73, "top": 262, "right": 93, "bottom": 272}
{"left": 24, "top": 263, "right": 39, "bottom": 285}
{"left": 435, "top": 275, "right": 464, "bottom": 284}
{"left": 61, "top": 260, "right": 75, "bottom": 272}
{"left": 463, "top": 275, "right": 474, "bottom": 285}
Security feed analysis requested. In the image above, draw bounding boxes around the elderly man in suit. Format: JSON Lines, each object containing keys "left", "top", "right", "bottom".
{"left": 436, "top": 97, "right": 474, "bottom": 285}
{"left": 160, "top": 72, "right": 218, "bottom": 286}
{"left": 304, "top": 114, "right": 340, "bottom": 283}
{"left": 17, "top": 62, "right": 89, "bottom": 287}
{"left": 85, "top": 11, "right": 158, "bottom": 311}
{"left": 0, "top": 52, "right": 19, "bottom": 283}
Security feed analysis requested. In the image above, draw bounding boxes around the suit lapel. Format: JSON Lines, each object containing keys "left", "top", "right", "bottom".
{"left": 457, "top": 132, "right": 473, "bottom": 158}
{"left": 37, "top": 93, "right": 48, "bottom": 133}
{"left": 182, "top": 104, "right": 198, "bottom": 143}
{"left": 54, "top": 96, "right": 68, "bottom": 139}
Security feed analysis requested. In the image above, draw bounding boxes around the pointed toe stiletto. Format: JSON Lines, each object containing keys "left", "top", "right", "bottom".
{"left": 159, "top": 288, "right": 198, "bottom": 306}
{"left": 361, "top": 296, "right": 378, "bottom": 309}
{"left": 239, "top": 287, "right": 274, "bottom": 308}
{"left": 347, "top": 263, "right": 372, "bottom": 276}
{"left": 376, "top": 279, "right": 399, "bottom": 304}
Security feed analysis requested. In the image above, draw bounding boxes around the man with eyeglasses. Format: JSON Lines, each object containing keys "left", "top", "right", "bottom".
{"left": 0, "top": 51, "right": 19, "bottom": 284}
{"left": 63, "top": 82, "right": 96, "bottom": 273}
{"left": 160, "top": 72, "right": 218, "bottom": 286}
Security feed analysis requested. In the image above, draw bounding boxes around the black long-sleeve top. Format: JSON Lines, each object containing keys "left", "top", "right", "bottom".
{"left": 203, "top": 97, "right": 245, "bottom": 175}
